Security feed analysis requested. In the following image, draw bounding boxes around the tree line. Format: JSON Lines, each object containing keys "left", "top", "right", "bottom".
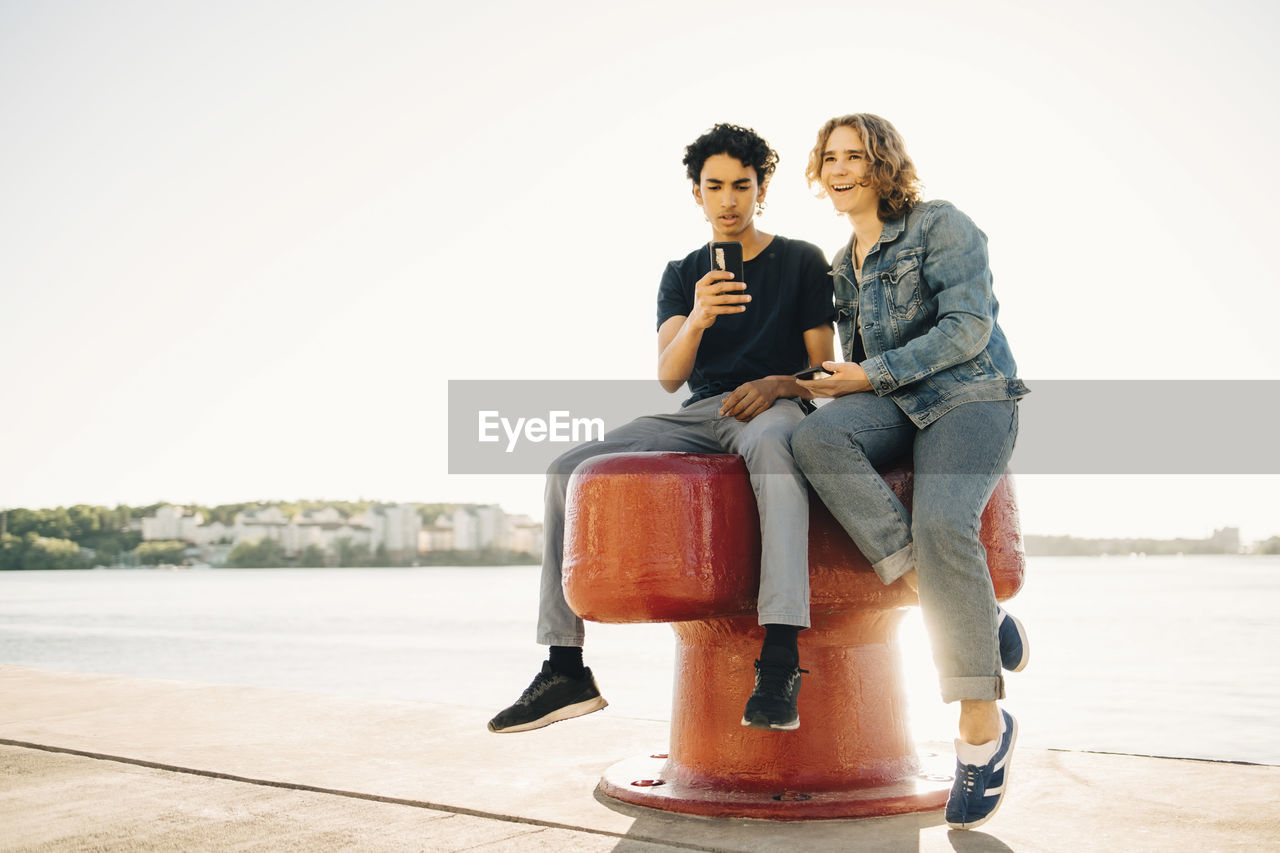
{"left": 1, "top": 504, "right": 149, "bottom": 570}
{"left": 0, "top": 502, "right": 526, "bottom": 571}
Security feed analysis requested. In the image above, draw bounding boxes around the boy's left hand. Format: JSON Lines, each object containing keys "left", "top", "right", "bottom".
{"left": 796, "top": 361, "right": 873, "bottom": 398}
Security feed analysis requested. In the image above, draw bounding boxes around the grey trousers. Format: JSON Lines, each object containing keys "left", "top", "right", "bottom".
{"left": 537, "top": 394, "right": 812, "bottom": 646}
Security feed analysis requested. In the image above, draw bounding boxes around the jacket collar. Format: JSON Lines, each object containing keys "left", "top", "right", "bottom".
{"left": 830, "top": 234, "right": 856, "bottom": 282}
{"left": 831, "top": 210, "right": 907, "bottom": 281}
{"left": 879, "top": 210, "right": 908, "bottom": 244}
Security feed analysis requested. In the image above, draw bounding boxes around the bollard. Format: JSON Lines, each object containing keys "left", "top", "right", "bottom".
{"left": 562, "top": 451, "right": 1024, "bottom": 820}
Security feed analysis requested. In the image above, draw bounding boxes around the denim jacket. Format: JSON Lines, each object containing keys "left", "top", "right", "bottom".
{"left": 834, "top": 200, "right": 1029, "bottom": 427}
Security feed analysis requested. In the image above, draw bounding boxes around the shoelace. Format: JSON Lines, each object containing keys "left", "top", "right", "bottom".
{"left": 754, "top": 660, "right": 808, "bottom": 694}
{"left": 518, "top": 671, "right": 557, "bottom": 703}
{"left": 958, "top": 764, "right": 981, "bottom": 794}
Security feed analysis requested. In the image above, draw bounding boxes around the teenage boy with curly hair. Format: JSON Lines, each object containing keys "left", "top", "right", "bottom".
{"left": 488, "top": 123, "right": 835, "bottom": 735}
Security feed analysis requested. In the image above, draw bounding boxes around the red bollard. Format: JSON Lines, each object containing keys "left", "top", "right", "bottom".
{"left": 562, "top": 451, "right": 1024, "bottom": 820}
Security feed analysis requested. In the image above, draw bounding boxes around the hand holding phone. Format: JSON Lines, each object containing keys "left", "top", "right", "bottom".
{"left": 690, "top": 242, "right": 749, "bottom": 331}
{"left": 795, "top": 362, "right": 875, "bottom": 398}
{"left": 710, "top": 241, "right": 745, "bottom": 284}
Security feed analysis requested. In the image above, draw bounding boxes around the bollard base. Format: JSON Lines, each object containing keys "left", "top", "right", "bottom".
{"left": 598, "top": 750, "right": 955, "bottom": 821}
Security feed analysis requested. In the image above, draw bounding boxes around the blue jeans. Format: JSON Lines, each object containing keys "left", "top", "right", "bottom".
{"left": 791, "top": 394, "right": 1019, "bottom": 703}
{"left": 538, "top": 394, "right": 812, "bottom": 646}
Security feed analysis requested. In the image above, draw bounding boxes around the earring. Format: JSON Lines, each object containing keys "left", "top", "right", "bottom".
{"left": 756, "top": 201, "right": 767, "bottom": 216}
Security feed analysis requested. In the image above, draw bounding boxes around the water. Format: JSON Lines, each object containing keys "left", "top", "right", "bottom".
{"left": 1, "top": 556, "right": 1277, "bottom": 765}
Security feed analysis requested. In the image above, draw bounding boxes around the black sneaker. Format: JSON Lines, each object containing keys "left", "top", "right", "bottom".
{"left": 741, "top": 647, "right": 807, "bottom": 732}
{"left": 487, "top": 661, "right": 608, "bottom": 733}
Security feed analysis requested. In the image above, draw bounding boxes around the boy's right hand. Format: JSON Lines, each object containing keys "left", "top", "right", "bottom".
{"left": 689, "top": 269, "right": 750, "bottom": 330}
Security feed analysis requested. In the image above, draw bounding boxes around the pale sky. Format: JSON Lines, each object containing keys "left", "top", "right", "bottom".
{"left": 3, "top": 0, "right": 1279, "bottom": 539}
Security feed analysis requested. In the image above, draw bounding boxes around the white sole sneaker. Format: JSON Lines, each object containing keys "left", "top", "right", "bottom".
{"left": 490, "top": 696, "right": 608, "bottom": 734}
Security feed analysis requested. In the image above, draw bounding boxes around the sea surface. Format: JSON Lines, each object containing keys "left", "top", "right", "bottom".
{"left": 1, "top": 556, "right": 1277, "bottom": 765}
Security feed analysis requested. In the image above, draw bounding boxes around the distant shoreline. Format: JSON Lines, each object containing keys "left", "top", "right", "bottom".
{"left": 5, "top": 553, "right": 1280, "bottom": 573}
{"left": 1023, "top": 527, "right": 1270, "bottom": 557}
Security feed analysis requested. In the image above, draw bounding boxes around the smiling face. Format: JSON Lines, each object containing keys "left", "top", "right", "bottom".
{"left": 819, "top": 124, "right": 879, "bottom": 220}
{"left": 692, "top": 153, "right": 766, "bottom": 240}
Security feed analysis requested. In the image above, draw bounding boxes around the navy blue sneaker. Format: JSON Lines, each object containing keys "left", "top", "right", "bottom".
{"left": 946, "top": 709, "right": 1018, "bottom": 830}
{"left": 997, "top": 606, "right": 1029, "bottom": 672}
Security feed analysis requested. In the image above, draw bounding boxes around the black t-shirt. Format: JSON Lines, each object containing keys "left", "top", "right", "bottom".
{"left": 657, "top": 235, "right": 834, "bottom": 404}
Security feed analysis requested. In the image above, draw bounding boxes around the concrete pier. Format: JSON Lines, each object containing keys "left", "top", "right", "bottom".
{"left": 1, "top": 665, "right": 1277, "bottom": 852}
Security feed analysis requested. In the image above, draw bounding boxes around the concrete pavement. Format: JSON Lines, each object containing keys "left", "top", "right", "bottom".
{"left": 1, "top": 665, "right": 1278, "bottom": 852}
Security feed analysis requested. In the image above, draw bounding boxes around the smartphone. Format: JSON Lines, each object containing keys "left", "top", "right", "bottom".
{"left": 709, "top": 241, "right": 745, "bottom": 284}
{"left": 793, "top": 365, "right": 832, "bottom": 379}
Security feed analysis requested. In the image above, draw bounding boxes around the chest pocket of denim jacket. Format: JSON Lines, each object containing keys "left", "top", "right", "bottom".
{"left": 834, "top": 302, "right": 855, "bottom": 331}
{"left": 884, "top": 255, "right": 923, "bottom": 322}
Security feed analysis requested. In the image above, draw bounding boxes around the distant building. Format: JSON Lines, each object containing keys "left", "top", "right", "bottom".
{"left": 1209, "top": 526, "right": 1242, "bottom": 553}
{"left": 451, "top": 505, "right": 506, "bottom": 550}
{"left": 141, "top": 506, "right": 205, "bottom": 542}
{"left": 420, "top": 515, "right": 455, "bottom": 552}
{"left": 233, "top": 506, "right": 290, "bottom": 546}
{"left": 350, "top": 504, "right": 421, "bottom": 559}
{"left": 191, "top": 521, "right": 231, "bottom": 546}
{"left": 137, "top": 502, "right": 541, "bottom": 561}
{"left": 284, "top": 508, "right": 372, "bottom": 555}
{"left": 506, "top": 514, "right": 544, "bottom": 555}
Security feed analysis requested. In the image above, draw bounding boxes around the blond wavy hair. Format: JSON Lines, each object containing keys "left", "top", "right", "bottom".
{"left": 805, "top": 114, "right": 922, "bottom": 219}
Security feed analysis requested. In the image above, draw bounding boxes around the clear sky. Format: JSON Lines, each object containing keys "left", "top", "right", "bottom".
{"left": 3, "top": 0, "right": 1279, "bottom": 540}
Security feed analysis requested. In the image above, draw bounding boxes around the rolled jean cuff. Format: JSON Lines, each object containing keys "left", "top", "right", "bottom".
{"left": 940, "top": 675, "right": 1006, "bottom": 704}
{"left": 872, "top": 543, "right": 916, "bottom": 585}
{"left": 536, "top": 633, "right": 585, "bottom": 648}
{"left": 758, "top": 611, "right": 812, "bottom": 630}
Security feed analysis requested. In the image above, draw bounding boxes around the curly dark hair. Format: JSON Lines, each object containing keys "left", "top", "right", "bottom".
{"left": 683, "top": 123, "right": 779, "bottom": 186}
